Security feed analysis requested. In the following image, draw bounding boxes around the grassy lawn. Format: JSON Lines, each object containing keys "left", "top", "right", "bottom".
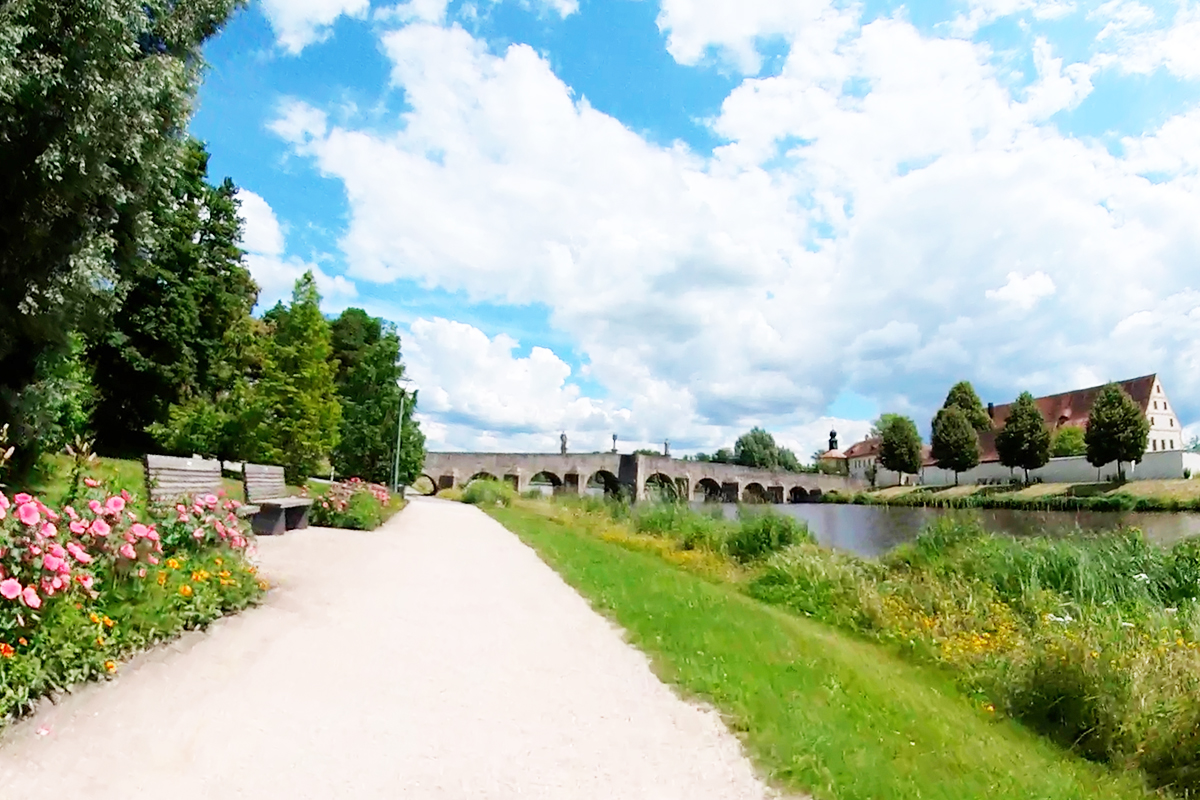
{"left": 489, "top": 503, "right": 1150, "bottom": 800}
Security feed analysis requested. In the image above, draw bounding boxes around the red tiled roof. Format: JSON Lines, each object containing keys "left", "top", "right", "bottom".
{"left": 977, "top": 374, "right": 1157, "bottom": 462}
{"left": 844, "top": 374, "right": 1159, "bottom": 467}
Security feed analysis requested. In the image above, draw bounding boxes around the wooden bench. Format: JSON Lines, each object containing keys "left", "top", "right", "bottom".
{"left": 143, "top": 454, "right": 258, "bottom": 517}
{"left": 243, "top": 464, "right": 312, "bottom": 536}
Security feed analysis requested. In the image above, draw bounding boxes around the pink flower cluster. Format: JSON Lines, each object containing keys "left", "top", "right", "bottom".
{"left": 159, "top": 492, "right": 251, "bottom": 552}
{"left": 0, "top": 488, "right": 161, "bottom": 612}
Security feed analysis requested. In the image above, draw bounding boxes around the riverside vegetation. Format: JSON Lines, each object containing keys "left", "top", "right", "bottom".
{"left": 461, "top": 478, "right": 1200, "bottom": 796}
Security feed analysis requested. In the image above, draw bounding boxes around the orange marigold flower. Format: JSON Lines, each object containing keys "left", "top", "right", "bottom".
{"left": 96, "top": 636, "right": 104, "bottom": 647}
{"left": 0, "top": 643, "right": 14, "bottom": 658}
{"left": 214, "top": 557, "right": 223, "bottom": 566}
{"left": 104, "top": 660, "right": 116, "bottom": 673}
{"left": 179, "top": 585, "right": 193, "bottom": 598}
{"left": 18, "top": 638, "right": 27, "bottom": 646}
{"left": 89, "top": 612, "right": 101, "bottom": 624}
{"left": 103, "top": 616, "right": 114, "bottom": 628}
{"left": 156, "top": 572, "right": 167, "bottom": 587}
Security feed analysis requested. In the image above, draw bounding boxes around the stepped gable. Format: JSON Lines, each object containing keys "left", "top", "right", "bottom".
{"left": 977, "top": 374, "right": 1157, "bottom": 463}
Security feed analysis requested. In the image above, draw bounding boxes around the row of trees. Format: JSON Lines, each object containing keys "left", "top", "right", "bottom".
{"left": 691, "top": 428, "right": 837, "bottom": 473}
{"left": 0, "top": 3, "right": 423, "bottom": 486}
{"left": 876, "top": 381, "right": 1152, "bottom": 485}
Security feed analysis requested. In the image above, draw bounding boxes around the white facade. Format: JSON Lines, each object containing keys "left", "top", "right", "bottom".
{"left": 1146, "top": 378, "right": 1184, "bottom": 454}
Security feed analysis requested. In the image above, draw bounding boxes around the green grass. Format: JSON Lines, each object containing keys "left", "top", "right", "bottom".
{"left": 840, "top": 478, "right": 1200, "bottom": 512}
{"left": 490, "top": 504, "right": 1150, "bottom": 800}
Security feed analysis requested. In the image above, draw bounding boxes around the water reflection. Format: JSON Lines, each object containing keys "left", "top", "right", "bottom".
{"left": 695, "top": 502, "right": 1200, "bottom": 559}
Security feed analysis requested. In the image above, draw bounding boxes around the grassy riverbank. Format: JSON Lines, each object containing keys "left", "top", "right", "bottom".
{"left": 825, "top": 477, "right": 1200, "bottom": 512}
{"left": 489, "top": 501, "right": 1150, "bottom": 800}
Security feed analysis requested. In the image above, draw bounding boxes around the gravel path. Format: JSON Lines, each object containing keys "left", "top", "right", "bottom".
{"left": 0, "top": 497, "right": 782, "bottom": 799}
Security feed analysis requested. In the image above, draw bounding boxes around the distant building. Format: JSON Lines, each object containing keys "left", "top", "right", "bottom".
{"left": 845, "top": 374, "right": 1193, "bottom": 486}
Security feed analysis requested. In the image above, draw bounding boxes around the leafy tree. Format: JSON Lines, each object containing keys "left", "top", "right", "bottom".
{"left": 931, "top": 406, "right": 980, "bottom": 484}
{"left": 995, "top": 391, "right": 1050, "bottom": 482}
{"left": 712, "top": 448, "right": 733, "bottom": 463}
{"left": 92, "top": 139, "right": 258, "bottom": 456}
{"left": 255, "top": 272, "right": 342, "bottom": 484}
{"left": 777, "top": 447, "right": 803, "bottom": 472}
{"left": 0, "top": 0, "right": 242, "bottom": 470}
{"left": 1050, "top": 426, "right": 1087, "bottom": 458}
{"left": 734, "top": 428, "right": 779, "bottom": 469}
{"left": 1189, "top": 436, "right": 1200, "bottom": 454}
{"left": 879, "top": 415, "right": 923, "bottom": 478}
{"left": 869, "top": 413, "right": 904, "bottom": 438}
{"left": 1085, "top": 383, "right": 1150, "bottom": 481}
{"left": 943, "top": 381, "right": 992, "bottom": 432}
{"left": 16, "top": 333, "right": 95, "bottom": 455}
{"left": 328, "top": 308, "right": 424, "bottom": 485}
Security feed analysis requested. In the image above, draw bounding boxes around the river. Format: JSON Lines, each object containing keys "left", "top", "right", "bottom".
{"left": 696, "top": 502, "right": 1200, "bottom": 559}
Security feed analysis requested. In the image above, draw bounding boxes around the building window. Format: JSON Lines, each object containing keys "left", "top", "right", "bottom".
{"left": 1153, "top": 440, "right": 1158, "bottom": 451}
{"left": 1154, "top": 401, "right": 1158, "bottom": 409}
{"left": 1170, "top": 419, "right": 1174, "bottom": 427}
{"left": 1171, "top": 440, "right": 1175, "bottom": 449}
{"left": 1151, "top": 417, "right": 1155, "bottom": 426}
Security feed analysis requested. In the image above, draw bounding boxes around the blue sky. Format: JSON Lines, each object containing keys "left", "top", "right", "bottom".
{"left": 191, "top": 0, "right": 1200, "bottom": 456}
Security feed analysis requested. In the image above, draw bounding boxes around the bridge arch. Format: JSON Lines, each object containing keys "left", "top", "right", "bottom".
{"left": 414, "top": 474, "right": 437, "bottom": 496}
{"left": 742, "top": 482, "right": 768, "bottom": 503}
{"left": 693, "top": 478, "right": 722, "bottom": 502}
{"left": 468, "top": 471, "right": 499, "bottom": 484}
{"left": 645, "top": 472, "right": 682, "bottom": 501}
{"left": 530, "top": 471, "right": 562, "bottom": 486}
{"left": 587, "top": 470, "right": 621, "bottom": 496}
{"left": 788, "top": 486, "right": 807, "bottom": 503}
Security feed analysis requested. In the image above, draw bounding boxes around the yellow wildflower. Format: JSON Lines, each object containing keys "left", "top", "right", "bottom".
{"left": 104, "top": 660, "right": 116, "bottom": 673}
{"left": 103, "top": 616, "right": 114, "bottom": 629}
{"left": 89, "top": 612, "right": 100, "bottom": 624}
{"left": 179, "top": 584, "right": 193, "bottom": 598}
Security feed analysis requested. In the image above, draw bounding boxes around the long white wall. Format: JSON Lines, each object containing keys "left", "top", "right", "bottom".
{"left": 912, "top": 450, "right": 1200, "bottom": 487}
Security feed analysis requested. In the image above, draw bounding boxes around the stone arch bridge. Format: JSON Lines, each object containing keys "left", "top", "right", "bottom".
{"left": 420, "top": 453, "right": 859, "bottom": 502}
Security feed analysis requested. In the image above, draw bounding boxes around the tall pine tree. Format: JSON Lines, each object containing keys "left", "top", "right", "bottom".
{"left": 256, "top": 272, "right": 342, "bottom": 484}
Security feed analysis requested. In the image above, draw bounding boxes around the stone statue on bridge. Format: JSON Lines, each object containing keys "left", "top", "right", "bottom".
{"left": 829, "top": 429, "right": 838, "bottom": 452}
{"left": 561, "top": 432, "right": 568, "bottom": 456}
{"left": 664, "top": 440, "right": 670, "bottom": 457}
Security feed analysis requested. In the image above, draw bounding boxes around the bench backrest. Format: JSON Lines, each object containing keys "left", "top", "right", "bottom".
{"left": 144, "top": 454, "right": 223, "bottom": 506}
{"left": 244, "top": 464, "right": 289, "bottom": 503}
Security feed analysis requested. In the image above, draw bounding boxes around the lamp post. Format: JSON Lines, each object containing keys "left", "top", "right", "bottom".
{"left": 392, "top": 378, "right": 414, "bottom": 494}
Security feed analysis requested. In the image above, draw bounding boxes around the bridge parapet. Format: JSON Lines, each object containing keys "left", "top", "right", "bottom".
{"left": 421, "top": 452, "right": 860, "bottom": 501}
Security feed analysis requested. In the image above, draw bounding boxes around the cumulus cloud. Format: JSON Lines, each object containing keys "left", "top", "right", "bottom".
{"left": 268, "top": 9, "right": 1200, "bottom": 450}
{"left": 236, "top": 189, "right": 358, "bottom": 309}
{"left": 986, "top": 271, "right": 1057, "bottom": 310}
{"left": 259, "top": 0, "right": 370, "bottom": 54}
{"left": 1091, "top": 0, "right": 1200, "bottom": 78}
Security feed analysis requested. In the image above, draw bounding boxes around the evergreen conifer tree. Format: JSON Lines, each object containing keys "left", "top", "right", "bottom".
{"left": 995, "top": 391, "right": 1050, "bottom": 482}
{"left": 931, "top": 406, "right": 980, "bottom": 485}
{"left": 1085, "top": 383, "right": 1150, "bottom": 481}
{"left": 257, "top": 272, "right": 342, "bottom": 484}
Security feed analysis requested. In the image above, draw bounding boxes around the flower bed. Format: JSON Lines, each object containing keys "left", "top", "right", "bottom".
{"left": 308, "top": 478, "right": 401, "bottom": 530}
{"left": 0, "top": 478, "right": 264, "bottom": 724}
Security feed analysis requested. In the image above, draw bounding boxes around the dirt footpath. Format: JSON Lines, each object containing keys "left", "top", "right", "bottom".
{"left": 0, "top": 497, "right": 780, "bottom": 799}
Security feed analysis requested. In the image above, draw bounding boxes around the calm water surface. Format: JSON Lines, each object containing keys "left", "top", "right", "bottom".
{"left": 697, "top": 502, "right": 1200, "bottom": 559}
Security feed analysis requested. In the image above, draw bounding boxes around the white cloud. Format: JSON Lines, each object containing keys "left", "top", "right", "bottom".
{"left": 236, "top": 189, "right": 358, "bottom": 309}
{"left": 271, "top": 14, "right": 1200, "bottom": 450}
{"left": 1091, "top": 1, "right": 1200, "bottom": 79}
{"left": 986, "top": 271, "right": 1057, "bottom": 310}
{"left": 259, "top": 0, "right": 370, "bottom": 54}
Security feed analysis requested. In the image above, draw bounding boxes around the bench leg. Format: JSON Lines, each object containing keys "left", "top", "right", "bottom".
{"left": 251, "top": 508, "right": 287, "bottom": 536}
{"left": 285, "top": 505, "right": 310, "bottom": 531}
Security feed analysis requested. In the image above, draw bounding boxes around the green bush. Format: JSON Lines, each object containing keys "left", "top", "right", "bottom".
{"left": 309, "top": 479, "right": 398, "bottom": 530}
{"left": 461, "top": 478, "right": 515, "bottom": 507}
{"left": 725, "top": 509, "right": 812, "bottom": 563}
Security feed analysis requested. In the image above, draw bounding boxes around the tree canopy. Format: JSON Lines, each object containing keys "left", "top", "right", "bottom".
{"left": 1050, "top": 425, "right": 1087, "bottom": 458}
{"left": 995, "top": 391, "right": 1050, "bottom": 482}
{"left": 943, "top": 381, "right": 992, "bottom": 432}
{"left": 930, "top": 406, "right": 980, "bottom": 483}
{"left": 0, "top": 0, "right": 242, "bottom": 469}
{"left": 1086, "top": 384, "right": 1150, "bottom": 481}
{"left": 879, "top": 415, "right": 923, "bottom": 476}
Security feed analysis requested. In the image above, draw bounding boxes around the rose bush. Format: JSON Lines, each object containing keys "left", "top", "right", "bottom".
{"left": 308, "top": 478, "right": 399, "bottom": 530}
{"left": 0, "top": 477, "right": 264, "bottom": 724}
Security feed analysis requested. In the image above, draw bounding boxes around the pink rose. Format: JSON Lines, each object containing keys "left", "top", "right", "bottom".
{"left": 84, "top": 478, "right": 100, "bottom": 488}
{"left": 14, "top": 493, "right": 32, "bottom": 505}
{"left": 130, "top": 523, "right": 148, "bottom": 538}
{"left": 17, "top": 502, "right": 41, "bottom": 526}
{"left": 88, "top": 500, "right": 103, "bottom": 515}
{"left": 69, "top": 521, "right": 87, "bottom": 535}
{"left": 121, "top": 489, "right": 131, "bottom": 501}
{"left": 0, "top": 493, "right": 9, "bottom": 510}
{"left": 0, "top": 506, "right": 5, "bottom": 521}
{"left": 22, "top": 586, "right": 41, "bottom": 609}
{"left": 64, "top": 505, "right": 79, "bottom": 520}
{"left": 40, "top": 523, "right": 58, "bottom": 539}
{"left": 147, "top": 556, "right": 159, "bottom": 565}
{"left": 50, "top": 576, "right": 64, "bottom": 591}
{"left": 67, "top": 543, "right": 93, "bottom": 564}
{"left": 75, "top": 574, "right": 94, "bottom": 590}
{"left": 145, "top": 528, "right": 159, "bottom": 542}
{"left": 48, "top": 543, "right": 66, "bottom": 559}
{"left": 0, "top": 579, "right": 20, "bottom": 600}
{"left": 91, "top": 519, "right": 111, "bottom": 537}
{"left": 119, "top": 543, "right": 137, "bottom": 560}
{"left": 192, "top": 529, "right": 205, "bottom": 540}
{"left": 105, "top": 496, "right": 126, "bottom": 514}
{"left": 42, "top": 554, "right": 64, "bottom": 573}
{"left": 137, "top": 568, "right": 146, "bottom": 578}
{"left": 203, "top": 494, "right": 219, "bottom": 507}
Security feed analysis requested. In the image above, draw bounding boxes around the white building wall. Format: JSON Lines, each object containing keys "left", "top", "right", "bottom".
{"left": 916, "top": 450, "right": 1195, "bottom": 487}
